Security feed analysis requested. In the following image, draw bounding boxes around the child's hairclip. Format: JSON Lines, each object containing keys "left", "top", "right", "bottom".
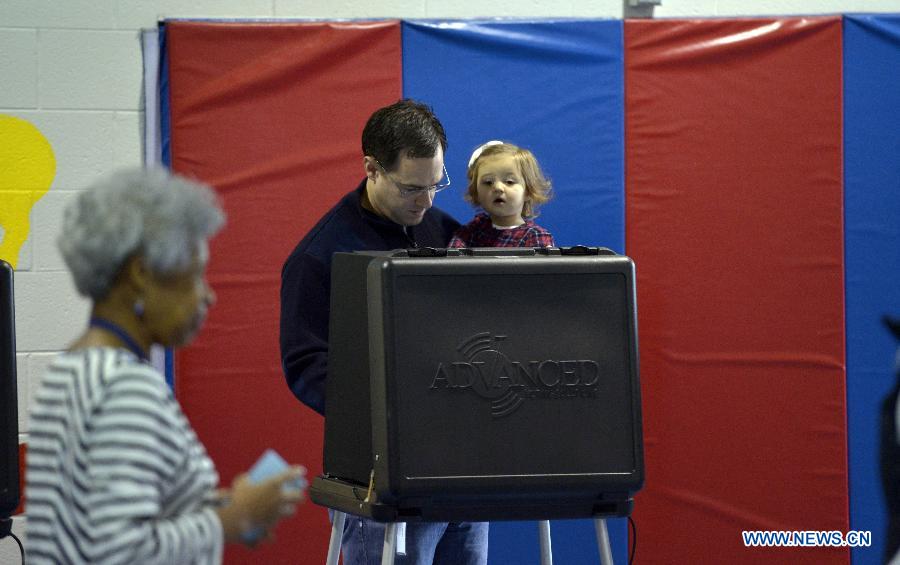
{"left": 468, "top": 140, "right": 504, "bottom": 168}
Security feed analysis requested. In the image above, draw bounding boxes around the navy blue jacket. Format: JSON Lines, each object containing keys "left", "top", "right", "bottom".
{"left": 279, "top": 179, "right": 460, "bottom": 415}
{"left": 882, "top": 375, "right": 900, "bottom": 562}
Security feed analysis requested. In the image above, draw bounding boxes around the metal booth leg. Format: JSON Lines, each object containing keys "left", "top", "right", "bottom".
{"left": 325, "top": 511, "right": 346, "bottom": 565}
{"left": 594, "top": 518, "right": 614, "bottom": 565}
{"left": 538, "top": 520, "right": 553, "bottom": 565}
{"left": 381, "top": 522, "right": 398, "bottom": 565}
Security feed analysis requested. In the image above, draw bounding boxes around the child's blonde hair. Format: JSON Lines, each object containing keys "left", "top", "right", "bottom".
{"left": 465, "top": 142, "right": 552, "bottom": 219}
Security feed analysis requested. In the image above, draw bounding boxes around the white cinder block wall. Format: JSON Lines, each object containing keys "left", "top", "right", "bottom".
{"left": 3, "top": 0, "right": 900, "bottom": 561}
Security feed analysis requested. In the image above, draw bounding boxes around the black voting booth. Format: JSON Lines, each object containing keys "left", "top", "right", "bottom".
{"left": 310, "top": 246, "right": 643, "bottom": 528}
{"left": 1, "top": 261, "right": 19, "bottom": 547}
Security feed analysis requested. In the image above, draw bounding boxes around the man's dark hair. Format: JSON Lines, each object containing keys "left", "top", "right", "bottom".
{"left": 362, "top": 99, "right": 447, "bottom": 171}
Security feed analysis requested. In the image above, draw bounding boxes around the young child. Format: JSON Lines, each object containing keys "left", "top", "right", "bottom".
{"left": 448, "top": 140, "right": 555, "bottom": 248}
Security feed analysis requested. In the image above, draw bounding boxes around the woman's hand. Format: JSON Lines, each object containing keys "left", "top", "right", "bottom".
{"left": 216, "top": 466, "right": 307, "bottom": 545}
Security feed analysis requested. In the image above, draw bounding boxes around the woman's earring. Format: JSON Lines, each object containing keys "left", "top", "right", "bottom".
{"left": 133, "top": 298, "right": 145, "bottom": 319}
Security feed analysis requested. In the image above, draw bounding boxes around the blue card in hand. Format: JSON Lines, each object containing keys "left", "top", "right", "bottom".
{"left": 242, "top": 449, "right": 306, "bottom": 544}
{"left": 249, "top": 449, "right": 287, "bottom": 483}
{"left": 249, "top": 449, "right": 307, "bottom": 490}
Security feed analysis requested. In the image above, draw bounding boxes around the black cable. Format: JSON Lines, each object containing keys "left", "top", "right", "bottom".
{"left": 628, "top": 515, "right": 637, "bottom": 565}
{"left": 1, "top": 517, "right": 25, "bottom": 565}
{"left": 0, "top": 528, "right": 25, "bottom": 563}
{"left": 8, "top": 531, "right": 24, "bottom": 562}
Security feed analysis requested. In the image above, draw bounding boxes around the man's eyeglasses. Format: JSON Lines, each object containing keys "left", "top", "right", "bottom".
{"left": 372, "top": 158, "right": 451, "bottom": 198}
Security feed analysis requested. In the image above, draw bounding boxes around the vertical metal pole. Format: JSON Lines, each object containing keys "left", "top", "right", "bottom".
{"left": 381, "top": 522, "right": 398, "bottom": 565}
{"left": 595, "top": 518, "right": 614, "bottom": 565}
{"left": 325, "top": 511, "right": 346, "bottom": 565}
{"left": 538, "top": 520, "right": 553, "bottom": 565}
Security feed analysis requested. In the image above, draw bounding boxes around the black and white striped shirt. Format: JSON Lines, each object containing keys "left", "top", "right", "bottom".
{"left": 26, "top": 347, "right": 223, "bottom": 564}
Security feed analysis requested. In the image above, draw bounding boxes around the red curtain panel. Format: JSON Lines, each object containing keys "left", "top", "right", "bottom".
{"left": 166, "top": 20, "right": 402, "bottom": 563}
{"left": 625, "top": 17, "right": 846, "bottom": 564}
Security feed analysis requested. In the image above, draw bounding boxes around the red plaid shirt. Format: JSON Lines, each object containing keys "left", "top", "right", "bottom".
{"left": 448, "top": 213, "right": 555, "bottom": 248}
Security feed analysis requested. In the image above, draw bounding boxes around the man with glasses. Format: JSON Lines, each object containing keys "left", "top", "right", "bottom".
{"left": 280, "top": 99, "right": 488, "bottom": 564}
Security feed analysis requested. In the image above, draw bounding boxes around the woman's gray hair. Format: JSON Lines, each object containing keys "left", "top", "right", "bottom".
{"left": 59, "top": 166, "right": 225, "bottom": 300}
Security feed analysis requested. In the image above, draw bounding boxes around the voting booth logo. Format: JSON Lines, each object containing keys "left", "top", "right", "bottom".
{"left": 429, "top": 332, "right": 601, "bottom": 417}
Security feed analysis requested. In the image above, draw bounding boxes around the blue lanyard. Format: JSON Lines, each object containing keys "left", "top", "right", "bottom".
{"left": 89, "top": 317, "right": 148, "bottom": 361}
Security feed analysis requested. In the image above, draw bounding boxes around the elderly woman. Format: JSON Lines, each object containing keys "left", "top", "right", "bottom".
{"left": 25, "top": 167, "right": 303, "bottom": 564}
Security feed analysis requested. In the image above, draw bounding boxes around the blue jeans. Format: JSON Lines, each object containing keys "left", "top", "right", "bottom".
{"left": 341, "top": 516, "right": 489, "bottom": 565}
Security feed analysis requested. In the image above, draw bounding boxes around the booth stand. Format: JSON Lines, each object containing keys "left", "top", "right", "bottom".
{"left": 311, "top": 247, "right": 643, "bottom": 564}
{"left": 314, "top": 474, "right": 624, "bottom": 565}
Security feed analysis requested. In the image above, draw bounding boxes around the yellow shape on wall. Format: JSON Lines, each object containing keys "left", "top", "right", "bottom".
{"left": 0, "top": 115, "right": 56, "bottom": 268}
